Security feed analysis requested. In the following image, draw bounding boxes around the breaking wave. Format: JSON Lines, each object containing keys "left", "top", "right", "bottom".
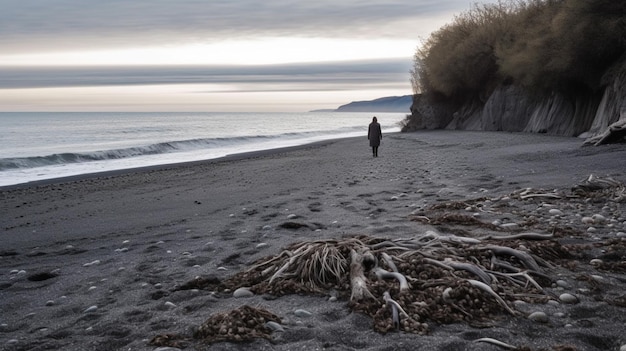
{"left": 0, "top": 128, "right": 363, "bottom": 171}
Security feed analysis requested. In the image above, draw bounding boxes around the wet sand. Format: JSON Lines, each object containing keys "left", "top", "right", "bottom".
{"left": 1, "top": 130, "right": 625, "bottom": 351}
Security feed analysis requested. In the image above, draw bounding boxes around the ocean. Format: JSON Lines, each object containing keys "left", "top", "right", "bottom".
{"left": 0, "top": 112, "right": 405, "bottom": 187}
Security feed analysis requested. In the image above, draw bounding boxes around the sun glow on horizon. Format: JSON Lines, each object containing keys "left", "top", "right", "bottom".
{"left": 0, "top": 37, "right": 417, "bottom": 67}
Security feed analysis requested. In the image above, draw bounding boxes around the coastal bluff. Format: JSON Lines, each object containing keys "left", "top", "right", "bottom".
{"left": 328, "top": 95, "right": 412, "bottom": 113}
{"left": 404, "top": 64, "right": 626, "bottom": 146}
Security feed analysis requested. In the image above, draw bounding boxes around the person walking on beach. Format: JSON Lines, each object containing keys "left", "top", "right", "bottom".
{"left": 368, "top": 116, "right": 382, "bottom": 157}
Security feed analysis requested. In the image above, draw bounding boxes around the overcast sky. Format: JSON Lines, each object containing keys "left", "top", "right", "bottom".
{"left": 0, "top": 0, "right": 495, "bottom": 112}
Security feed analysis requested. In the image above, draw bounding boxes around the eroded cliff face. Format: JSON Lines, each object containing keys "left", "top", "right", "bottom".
{"left": 407, "top": 62, "right": 626, "bottom": 145}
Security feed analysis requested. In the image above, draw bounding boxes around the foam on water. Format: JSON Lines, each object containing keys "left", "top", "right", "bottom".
{"left": 0, "top": 112, "right": 404, "bottom": 186}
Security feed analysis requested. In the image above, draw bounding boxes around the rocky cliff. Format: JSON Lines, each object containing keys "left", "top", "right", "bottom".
{"left": 405, "top": 61, "right": 626, "bottom": 145}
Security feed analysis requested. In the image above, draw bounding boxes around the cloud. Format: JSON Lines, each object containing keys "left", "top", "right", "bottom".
{"left": 0, "top": 0, "right": 471, "bottom": 52}
{"left": 0, "top": 58, "right": 412, "bottom": 92}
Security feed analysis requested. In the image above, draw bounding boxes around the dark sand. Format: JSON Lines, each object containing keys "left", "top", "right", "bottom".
{"left": 1, "top": 130, "right": 625, "bottom": 351}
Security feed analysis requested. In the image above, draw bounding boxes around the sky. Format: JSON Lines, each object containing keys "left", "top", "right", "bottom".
{"left": 0, "top": 1, "right": 493, "bottom": 112}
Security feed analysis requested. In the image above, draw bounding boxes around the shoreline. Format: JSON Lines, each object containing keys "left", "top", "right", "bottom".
{"left": 0, "top": 138, "right": 339, "bottom": 191}
{"left": 1, "top": 130, "right": 625, "bottom": 351}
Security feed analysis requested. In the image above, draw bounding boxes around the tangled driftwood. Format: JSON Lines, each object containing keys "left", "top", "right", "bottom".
{"left": 584, "top": 119, "right": 626, "bottom": 146}
{"left": 159, "top": 175, "right": 624, "bottom": 347}
{"left": 218, "top": 231, "right": 557, "bottom": 334}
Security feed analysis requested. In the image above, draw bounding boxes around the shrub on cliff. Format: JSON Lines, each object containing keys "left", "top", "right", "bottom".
{"left": 412, "top": 0, "right": 626, "bottom": 100}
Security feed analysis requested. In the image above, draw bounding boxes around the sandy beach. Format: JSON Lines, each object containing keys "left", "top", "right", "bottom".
{"left": 1, "top": 130, "right": 625, "bottom": 351}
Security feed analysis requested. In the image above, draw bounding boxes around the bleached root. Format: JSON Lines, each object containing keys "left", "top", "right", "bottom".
{"left": 467, "top": 279, "right": 517, "bottom": 315}
{"left": 383, "top": 291, "right": 416, "bottom": 331}
{"left": 447, "top": 261, "right": 492, "bottom": 285}
{"left": 373, "top": 267, "right": 410, "bottom": 291}
{"left": 484, "top": 245, "right": 540, "bottom": 272}
{"left": 350, "top": 249, "right": 375, "bottom": 301}
{"left": 479, "top": 232, "right": 553, "bottom": 241}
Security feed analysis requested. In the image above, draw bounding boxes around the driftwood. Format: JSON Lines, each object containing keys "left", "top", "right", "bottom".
{"left": 350, "top": 249, "right": 375, "bottom": 301}
{"left": 584, "top": 118, "right": 626, "bottom": 146}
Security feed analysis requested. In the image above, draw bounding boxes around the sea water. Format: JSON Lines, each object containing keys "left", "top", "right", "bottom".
{"left": 0, "top": 112, "right": 405, "bottom": 186}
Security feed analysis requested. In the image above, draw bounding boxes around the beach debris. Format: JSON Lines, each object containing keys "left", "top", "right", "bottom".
{"left": 83, "top": 305, "right": 98, "bottom": 313}
{"left": 198, "top": 232, "right": 560, "bottom": 334}
{"left": 583, "top": 119, "right": 626, "bottom": 146}
{"left": 83, "top": 260, "right": 100, "bottom": 267}
{"left": 149, "top": 334, "right": 187, "bottom": 349}
{"left": 164, "top": 174, "right": 626, "bottom": 344}
{"left": 474, "top": 337, "right": 518, "bottom": 350}
{"left": 150, "top": 305, "right": 282, "bottom": 347}
{"left": 194, "top": 305, "right": 281, "bottom": 343}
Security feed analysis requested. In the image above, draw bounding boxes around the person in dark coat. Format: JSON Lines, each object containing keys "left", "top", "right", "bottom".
{"left": 368, "top": 116, "right": 382, "bottom": 157}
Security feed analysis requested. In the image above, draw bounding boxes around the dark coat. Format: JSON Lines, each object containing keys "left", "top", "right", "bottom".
{"left": 368, "top": 122, "right": 382, "bottom": 147}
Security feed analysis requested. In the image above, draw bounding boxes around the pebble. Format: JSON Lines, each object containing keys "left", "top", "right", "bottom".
{"left": 620, "top": 345, "right": 626, "bottom": 351}
{"left": 581, "top": 216, "right": 594, "bottom": 224}
{"left": 233, "top": 287, "right": 254, "bottom": 298}
{"left": 84, "top": 305, "right": 98, "bottom": 313}
{"left": 559, "top": 293, "right": 579, "bottom": 304}
{"left": 256, "top": 243, "right": 268, "bottom": 249}
{"left": 548, "top": 209, "right": 563, "bottom": 216}
{"left": 328, "top": 296, "right": 338, "bottom": 302}
{"left": 528, "top": 311, "right": 549, "bottom": 323}
{"left": 553, "top": 312, "right": 566, "bottom": 318}
{"left": 45, "top": 300, "right": 55, "bottom": 306}
{"left": 592, "top": 214, "right": 606, "bottom": 223}
{"left": 555, "top": 280, "right": 569, "bottom": 288}
{"left": 265, "top": 321, "right": 285, "bottom": 332}
{"left": 154, "top": 348, "right": 182, "bottom": 351}
{"left": 294, "top": 309, "right": 312, "bottom": 317}
{"left": 590, "top": 259, "right": 603, "bottom": 267}
{"left": 591, "top": 275, "right": 605, "bottom": 283}
{"left": 164, "top": 301, "right": 176, "bottom": 309}
{"left": 287, "top": 214, "right": 298, "bottom": 219}
{"left": 6, "top": 339, "right": 18, "bottom": 345}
